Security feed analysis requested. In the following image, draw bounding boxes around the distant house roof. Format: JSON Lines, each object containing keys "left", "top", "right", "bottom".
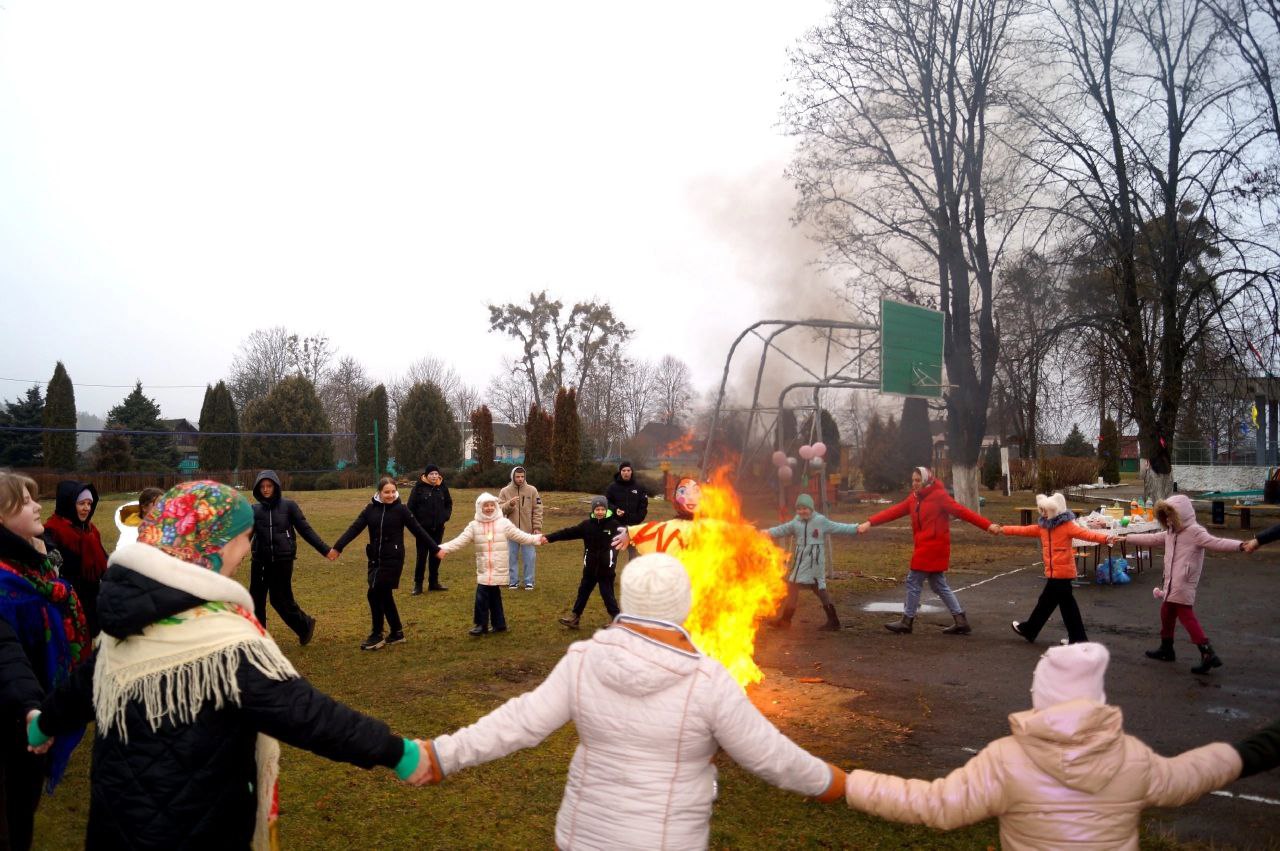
{"left": 492, "top": 423, "right": 525, "bottom": 448}
{"left": 159, "top": 418, "right": 199, "bottom": 454}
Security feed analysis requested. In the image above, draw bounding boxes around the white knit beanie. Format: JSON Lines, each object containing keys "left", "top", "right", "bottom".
{"left": 1031, "top": 642, "right": 1109, "bottom": 709}
{"left": 621, "top": 553, "right": 692, "bottom": 624}
{"left": 1035, "top": 492, "right": 1068, "bottom": 518}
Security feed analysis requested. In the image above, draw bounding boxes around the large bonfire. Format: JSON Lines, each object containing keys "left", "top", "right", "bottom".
{"left": 679, "top": 469, "right": 788, "bottom": 688}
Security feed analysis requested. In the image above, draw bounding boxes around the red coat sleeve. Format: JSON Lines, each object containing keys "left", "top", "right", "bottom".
{"left": 942, "top": 496, "right": 991, "bottom": 530}
{"left": 868, "top": 496, "right": 912, "bottom": 526}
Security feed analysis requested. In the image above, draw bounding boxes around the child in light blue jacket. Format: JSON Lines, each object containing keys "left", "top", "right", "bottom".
{"left": 765, "top": 493, "right": 861, "bottom": 631}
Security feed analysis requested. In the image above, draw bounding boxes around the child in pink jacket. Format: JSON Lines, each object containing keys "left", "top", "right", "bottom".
{"left": 1124, "top": 494, "right": 1246, "bottom": 674}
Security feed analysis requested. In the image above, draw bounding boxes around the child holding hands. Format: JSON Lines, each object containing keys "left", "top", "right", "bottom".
{"left": 1124, "top": 494, "right": 1247, "bottom": 674}
{"left": 438, "top": 493, "right": 542, "bottom": 636}
{"left": 1002, "top": 492, "right": 1113, "bottom": 645}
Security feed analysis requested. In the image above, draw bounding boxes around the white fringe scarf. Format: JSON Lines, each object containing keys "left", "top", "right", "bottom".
{"left": 100, "top": 544, "right": 299, "bottom": 850}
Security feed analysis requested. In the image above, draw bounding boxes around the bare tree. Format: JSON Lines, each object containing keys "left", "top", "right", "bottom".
{"left": 786, "top": 0, "right": 1030, "bottom": 507}
{"left": 389, "top": 356, "right": 462, "bottom": 420}
{"left": 653, "top": 355, "right": 694, "bottom": 427}
{"left": 622, "top": 358, "right": 661, "bottom": 436}
{"left": 485, "top": 360, "right": 535, "bottom": 426}
{"left": 450, "top": 383, "right": 482, "bottom": 425}
{"left": 321, "top": 355, "right": 373, "bottom": 460}
{"left": 488, "top": 292, "right": 632, "bottom": 406}
{"left": 1020, "top": 0, "right": 1268, "bottom": 497}
{"left": 289, "top": 334, "right": 335, "bottom": 386}
{"left": 228, "top": 326, "right": 294, "bottom": 411}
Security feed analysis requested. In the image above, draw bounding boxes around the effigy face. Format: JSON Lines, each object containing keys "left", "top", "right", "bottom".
{"left": 674, "top": 478, "right": 701, "bottom": 519}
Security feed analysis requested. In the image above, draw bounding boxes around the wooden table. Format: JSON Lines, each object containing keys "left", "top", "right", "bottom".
{"left": 1072, "top": 520, "right": 1160, "bottom": 579}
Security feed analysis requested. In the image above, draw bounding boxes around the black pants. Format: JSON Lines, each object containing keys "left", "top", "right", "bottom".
{"left": 367, "top": 586, "right": 402, "bottom": 636}
{"left": 1021, "top": 578, "right": 1088, "bottom": 643}
{"left": 249, "top": 558, "right": 311, "bottom": 639}
{"left": 0, "top": 730, "right": 43, "bottom": 851}
{"left": 571, "top": 564, "right": 620, "bottom": 619}
{"left": 473, "top": 585, "right": 507, "bottom": 630}
{"left": 413, "top": 524, "right": 446, "bottom": 587}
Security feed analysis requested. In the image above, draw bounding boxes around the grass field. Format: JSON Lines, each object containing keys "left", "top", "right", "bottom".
{"left": 29, "top": 484, "right": 1199, "bottom": 849}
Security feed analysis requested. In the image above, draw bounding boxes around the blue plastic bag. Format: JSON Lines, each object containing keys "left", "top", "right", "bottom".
{"left": 1095, "top": 560, "right": 1112, "bottom": 584}
{"left": 1111, "top": 557, "right": 1131, "bottom": 585}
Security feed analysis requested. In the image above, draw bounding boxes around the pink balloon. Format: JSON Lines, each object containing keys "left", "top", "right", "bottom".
{"left": 798, "top": 445, "right": 814, "bottom": 460}
{"left": 812, "top": 442, "right": 827, "bottom": 458}
{"left": 771, "top": 451, "right": 787, "bottom": 467}
{"left": 777, "top": 466, "right": 794, "bottom": 483}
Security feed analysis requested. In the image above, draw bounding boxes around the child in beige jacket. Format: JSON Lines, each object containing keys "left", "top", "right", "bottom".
{"left": 844, "top": 643, "right": 1241, "bottom": 850}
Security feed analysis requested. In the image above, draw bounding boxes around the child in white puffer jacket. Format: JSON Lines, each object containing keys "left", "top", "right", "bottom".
{"left": 414, "top": 553, "right": 846, "bottom": 851}
{"left": 438, "top": 493, "right": 541, "bottom": 637}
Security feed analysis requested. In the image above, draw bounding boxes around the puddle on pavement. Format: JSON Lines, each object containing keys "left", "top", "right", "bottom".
{"left": 861, "top": 602, "right": 944, "bottom": 614}
{"left": 1207, "top": 706, "right": 1251, "bottom": 720}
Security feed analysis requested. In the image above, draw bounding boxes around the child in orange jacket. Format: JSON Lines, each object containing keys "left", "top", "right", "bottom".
{"left": 1000, "top": 492, "right": 1113, "bottom": 645}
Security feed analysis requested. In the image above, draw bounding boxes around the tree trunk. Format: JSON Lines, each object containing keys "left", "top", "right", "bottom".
{"left": 1143, "top": 467, "right": 1174, "bottom": 502}
{"left": 952, "top": 463, "right": 981, "bottom": 514}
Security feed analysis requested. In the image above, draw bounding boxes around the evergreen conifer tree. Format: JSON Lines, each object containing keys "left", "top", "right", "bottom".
{"left": 470, "top": 405, "right": 496, "bottom": 471}
{"left": 551, "top": 388, "right": 581, "bottom": 490}
{"left": 43, "top": 362, "right": 77, "bottom": 470}
{"left": 394, "top": 382, "right": 462, "bottom": 472}
{"left": 241, "top": 376, "right": 334, "bottom": 471}
{"left": 0, "top": 385, "right": 44, "bottom": 467}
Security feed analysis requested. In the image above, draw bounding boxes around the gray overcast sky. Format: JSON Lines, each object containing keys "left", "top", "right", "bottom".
{"left": 0, "top": 0, "right": 842, "bottom": 421}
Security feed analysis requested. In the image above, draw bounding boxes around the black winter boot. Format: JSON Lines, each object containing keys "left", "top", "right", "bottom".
{"left": 558, "top": 613, "right": 581, "bottom": 629}
{"left": 1145, "top": 638, "right": 1176, "bottom": 661}
{"left": 767, "top": 604, "right": 796, "bottom": 630}
{"left": 942, "top": 612, "right": 971, "bottom": 635}
{"left": 411, "top": 583, "right": 423, "bottom": 596}
{"left": 819, "top": 604, "right": 841, "bottom": 631}
{"left": 885, "top": 615, "right": 914, "bottom": 634}
{"left": 1191, "top": 642, "right": 1222, "bottom": 674}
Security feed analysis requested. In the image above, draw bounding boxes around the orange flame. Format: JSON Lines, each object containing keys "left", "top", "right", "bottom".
{"left": 681, "top": 469, "right": 788, "bottom": 688}
{"left": 661, "top": 430, "right": 697, "bottom": 458}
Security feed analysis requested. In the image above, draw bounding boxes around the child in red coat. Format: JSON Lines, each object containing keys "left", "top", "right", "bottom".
{"left": 858, "top": 467, "right": 997, "bottom": 635}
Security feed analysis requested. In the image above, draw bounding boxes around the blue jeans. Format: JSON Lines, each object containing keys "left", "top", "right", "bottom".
{"left": 903, "top": 570, "right": 962, "bottom": 617}
{"left": 507, "top": 541, "right": 536, "bottom": 587}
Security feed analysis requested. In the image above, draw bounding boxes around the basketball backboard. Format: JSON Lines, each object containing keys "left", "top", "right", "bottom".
{"left": 880, "top": 299, "right": 945, "bottom": 398}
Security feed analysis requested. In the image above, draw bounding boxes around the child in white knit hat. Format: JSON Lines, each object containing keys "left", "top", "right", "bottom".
{"left": 844, "top": 642, "right": 1242, "bottom": 850}
{"left": 999, "top": 492, "right": 1114, "bottom": 645}
{"left": 414, "top": 554, "right": 847, "bottom": 851}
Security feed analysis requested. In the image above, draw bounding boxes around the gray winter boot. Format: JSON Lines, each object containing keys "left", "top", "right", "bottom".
{"left": 885, "top": 615, "right": 914, "bottom": 634}
{"left": 942, "top": 612, "right": 971, "bottom": 635}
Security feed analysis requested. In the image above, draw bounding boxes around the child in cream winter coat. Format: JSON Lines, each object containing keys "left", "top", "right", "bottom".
{"left": 843, "top": 643, "right": 1241, "bottom": 851}
{"left": 439, "top": 493, "right": 542, "bottom": 636}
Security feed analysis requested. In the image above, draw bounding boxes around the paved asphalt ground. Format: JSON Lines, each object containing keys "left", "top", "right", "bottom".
{"left": 758, "top": 545, "right": 1280, "bottom": 849}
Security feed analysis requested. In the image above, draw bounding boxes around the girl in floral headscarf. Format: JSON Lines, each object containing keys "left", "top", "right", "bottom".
{"left": 30, "top": 481, "right": 433, "bottom": 850}
{"left": 0, "top": 471, "right": 89, "bottom": 851}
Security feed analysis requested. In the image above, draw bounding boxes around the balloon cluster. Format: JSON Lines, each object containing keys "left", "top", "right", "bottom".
{"left": 771, "top": 443, "right": 827, "bottom": 483}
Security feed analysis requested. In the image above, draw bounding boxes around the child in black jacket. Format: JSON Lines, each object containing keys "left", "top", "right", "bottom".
{"left": 332, "top": 477, "right": 442, "bottom": 651}
{"left": 542, "top": 496, "right": 624, "bottom": 629}
{"left": 407, "top": 464, "right": 453, "bottom": 594}
{"left": 250, "top": 470, "right": 331, "bottom": 645}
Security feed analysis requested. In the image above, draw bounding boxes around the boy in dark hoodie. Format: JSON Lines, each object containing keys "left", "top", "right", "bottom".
{"left": 43, "top": 480, "right": 109, "bottom": 636}
{"left": 250, "top": 470, "right": 332, "bottom": 645}
{"left": 605, "top": 461, "right": 647, "bottom": 561}
{"left": 542, "top": 496, "right": 624, "bottom": 629}
{"left": 407, "top": 464, "right": 453, "bottom": 594}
